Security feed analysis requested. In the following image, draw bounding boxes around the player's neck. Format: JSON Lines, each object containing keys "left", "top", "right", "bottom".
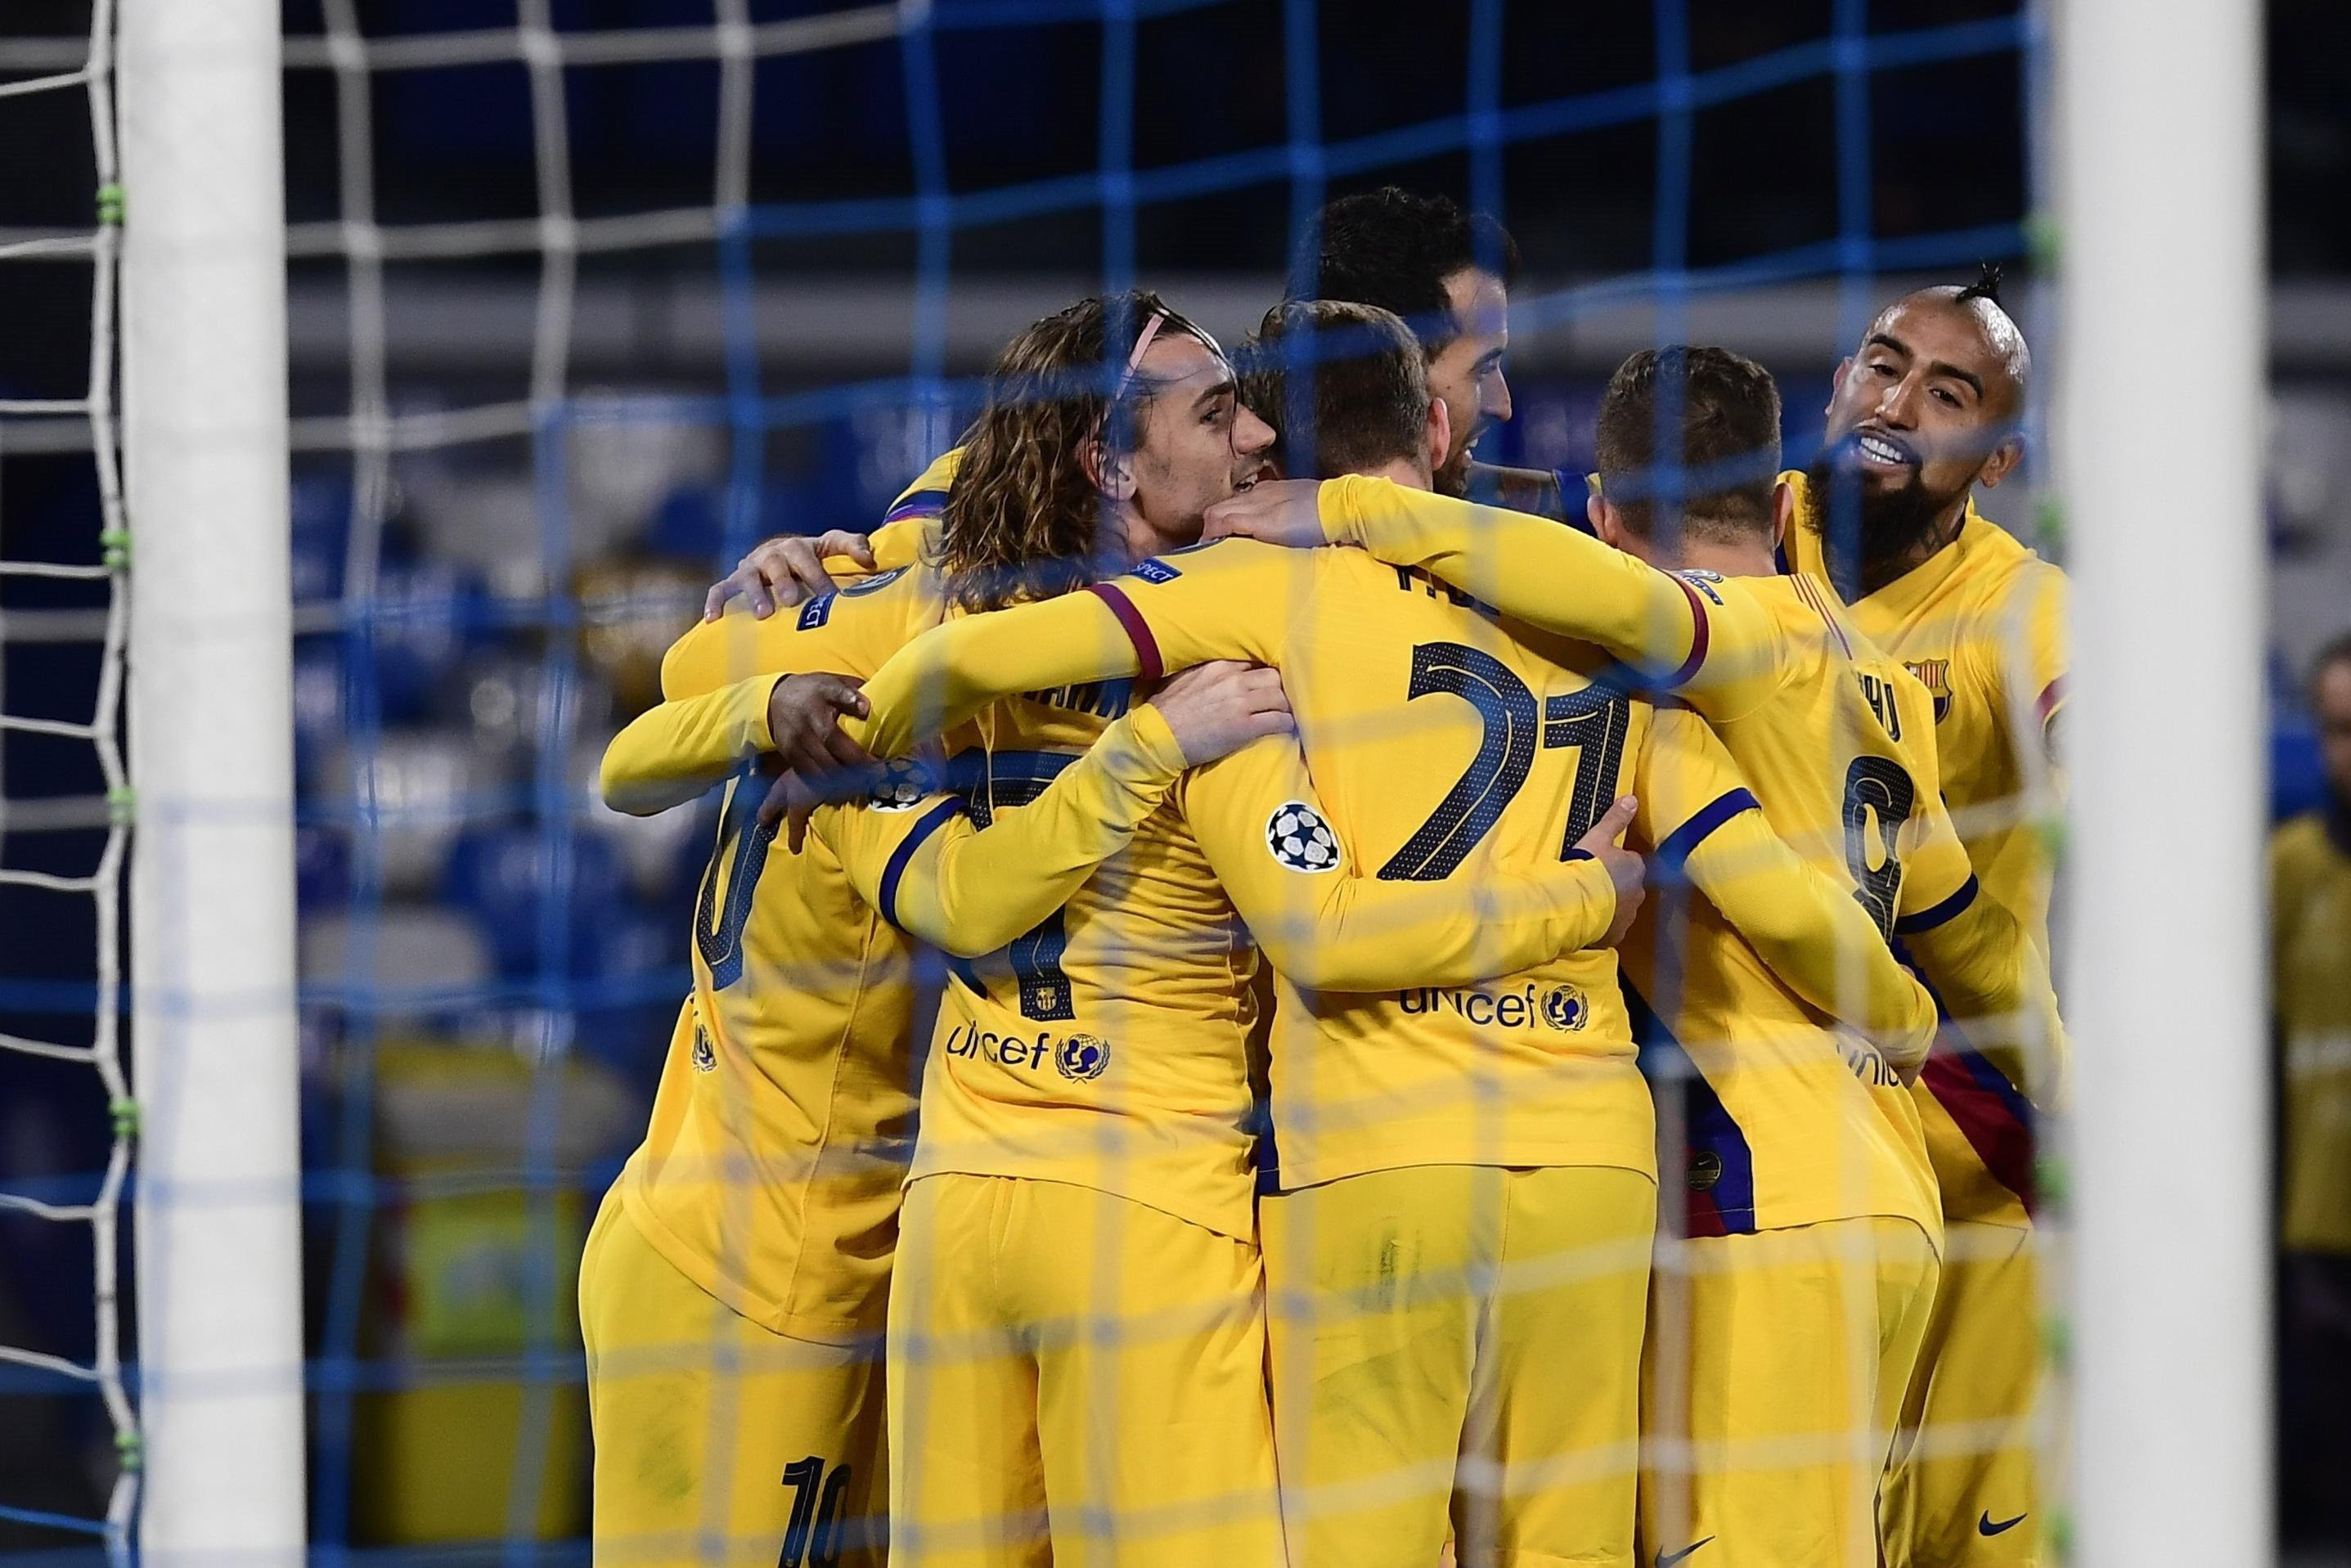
{"left": 1678, "top": 536, "right": 1776, "bottom": 579}
{"left": 1859, "top": 493, "right": 1971, "bottom": 595}
{"left": 1352, "top": 456, "right": 1433, "bottom": 492}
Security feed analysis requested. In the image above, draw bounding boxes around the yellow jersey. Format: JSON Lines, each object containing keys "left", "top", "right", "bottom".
{"left": 1782, "top": 472, "right": 2067, "bottom": 1228}
{"left": 600, "top": 559, "right": 942, "bottom": 1341}
{"left": 1310, "top": 476, "right": 2024, "bottom": 1240}
{"left": 2271, "top": 810, "right": 2351, "bottom": 1253}
{"left": 847, "top": 538, "right": 1937, "bottom": 1193}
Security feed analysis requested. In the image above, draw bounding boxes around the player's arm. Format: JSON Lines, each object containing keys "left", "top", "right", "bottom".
{"left": 819, "top": 661, "right": 1289, "bottom": 954}
{"left": 1639, "top": 708, "right": 1938, "bottom": 1068}
{"left": 843, "top": 540, "right": 1299, "bottom": 759}
{"left": 1209, "top": 474, "right": 1784, "bottom": 716}
{"left": 2007, "top": 561, "right": 2070, "bottom": 769}
{"left": 605, "top": 569, "right": 919, "bottom": 814}
{"left": 1180, "top": 736, "right": 1630, "bottom": 993}
{"left": 816, "top": 711, "right": 1184, "bottom": 957}
{"left": 1893, "top": 726, "right": 2069, "bottom": 1107}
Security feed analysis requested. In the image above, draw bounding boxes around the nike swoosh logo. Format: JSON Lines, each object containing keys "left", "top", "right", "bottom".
{"left": 1980, "top": 1512, "right": 2027, "bottom": 1537}
{"left": 1656, "top": 1540, "right": 1715, "bottom": 1567}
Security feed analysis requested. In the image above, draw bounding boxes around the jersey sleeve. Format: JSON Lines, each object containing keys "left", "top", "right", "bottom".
{"left": 1635, "top": 707, "right": 1939, "bottom": 1067}
{"left": 1898, "top": 878, "right": 2069, "bottom": 1110}
{"left": 844, "top": 541, "right": 1297, "bottom": 760}
{"left": 813, "top": 703, "right": 1190, "bottom": 958}
{"left": 659, "top": 562, "right": 924, "bottom": 701}
{"left": 1180, "top": 734, "right": 1621, "bottom": 993}
{"left": 1315, "top": 473, "right": 1786, "bottom": 717}
{"left": 2007, "top": 561, "right": 2070, "bottom": 762}
{"left": 601, "top": 672, "right": 782, "bottom": 816}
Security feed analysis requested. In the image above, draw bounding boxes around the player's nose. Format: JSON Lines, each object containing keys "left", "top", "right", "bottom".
{"left": 1486, "top": 369, "right": 1514, "bottom": 426}
{"left": 1877, "top": 375, "right": 1920, "bottom": 429}
{"left": 1232, "top": 402, "right": 1275, "bottom": 456}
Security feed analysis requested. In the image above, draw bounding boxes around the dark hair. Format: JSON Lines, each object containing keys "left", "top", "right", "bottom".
{"left": 1241, "top": 299, "right": 1431, "bottom": 480}
{"left": 1594, "top": 345, "right": 1783, "bottom": 545}
{"left": 1292, "top": 186, "right": 1518, "bottom": 355}
{"left": 2313, "top": 631, "right": 2351, "bottom": 703}
{"left": 941, "top": 290, "right": 1211, "bottom": 610}
{"left": 1955, "top": 260, "right": 2007, "bottom": 308}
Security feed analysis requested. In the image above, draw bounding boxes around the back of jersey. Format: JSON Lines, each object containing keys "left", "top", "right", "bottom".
{"left": 908, "top": 638, "right": 1265, "bottom": 1243}
{"left": 618, "top": 561, "right": 940, "bottom": 1345}
{"left": 1624, "top": 571, "right": 1949, "bottom": 1239}
{"left": 1250, "top": 549, "right": 1661, "bottom": 1193}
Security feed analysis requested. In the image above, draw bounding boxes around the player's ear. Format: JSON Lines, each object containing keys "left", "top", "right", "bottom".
{"left": 1977, "top": 433, "right": 2025, "bottom": 491}
{"left": 1082, "top": 436, "right": 1137, "bottom": 502}
{"left": 1589, "top": 495, "right": 1625, "bottom": 549}
{"left": 1770, "top": 478, "right": 1793, "bottom": 548}
{"left": 1423, "top": 395, "right": 1451, "bottom": 478}
{"left": 1828, "top": 355, "right": 1853, "bottom": 409}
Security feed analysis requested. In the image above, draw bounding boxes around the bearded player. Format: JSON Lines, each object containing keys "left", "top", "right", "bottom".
{"left": 1781, "top": 268, "right": 2067, "bottom": 1568}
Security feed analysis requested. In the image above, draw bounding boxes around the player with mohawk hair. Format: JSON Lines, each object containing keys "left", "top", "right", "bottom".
{"left": 1784, "top": 266, "right": 2068, "bottom": 1568}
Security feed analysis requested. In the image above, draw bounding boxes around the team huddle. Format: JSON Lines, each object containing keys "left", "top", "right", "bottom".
{"left": 578, "top": 189, "right": 2070, "bottom": 1568}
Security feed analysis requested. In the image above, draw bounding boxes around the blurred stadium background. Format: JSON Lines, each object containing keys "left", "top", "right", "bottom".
{"left": 0, "top": 0, "right": 2341, "bottom": 1561}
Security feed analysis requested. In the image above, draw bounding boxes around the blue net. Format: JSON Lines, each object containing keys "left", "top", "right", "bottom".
{"left": 0, "top": 2, "right": 2048, "bottom": 1561}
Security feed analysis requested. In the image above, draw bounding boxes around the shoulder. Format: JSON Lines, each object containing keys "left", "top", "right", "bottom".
{"left": 883, "top": 447, "right": 964, "bottom": 524}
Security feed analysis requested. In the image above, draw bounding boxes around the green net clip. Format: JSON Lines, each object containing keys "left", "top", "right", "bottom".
{"left": 100, "top": 528, "right": 130, "bottom": 571}
{"left": 2049, "top": 1505, "right": 2075, "bottom": 1563}
{"left": 115, "top": 1427, "right": 144, "bottom": 1472}
{"left": 2042, "top": 1309, "right": 2072, "bottom": 1368}
{"left": 2024, "top": 211, "right": 2061, "bottom": 271}
{"left": 106, "top": 787, "right": 136, "bottom": 827}
{"left": 2035, "top": 814, "right": 2069, "bottom": 865}
{"left": 2034, "top": 495, "right": 2068, "bottom": 552}
{"left": 2034, "top": 1149, "right": 2070, "bottom": 1211}
{"left": 97, "top": 184, "right": 124, "bottom": 227}
{"left": 110, "top": 1096, "right": 140, "bottom": 1140}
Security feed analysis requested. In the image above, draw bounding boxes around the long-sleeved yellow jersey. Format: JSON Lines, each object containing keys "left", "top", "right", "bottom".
{"left": 603, "top": 541, "right": 1189, "bottom": 1340}
{"left": 628, "top": 552, "right": 1630, "bottom": 1236}
{"left": 1781, "top": 472, "right": 2067, "bottom": 1228}
{"left": 1316, "top": 473, "right": 2062, "bottom": 1236}
{"left": 847, "top": 537, "right": 1937, "bottom": 1193}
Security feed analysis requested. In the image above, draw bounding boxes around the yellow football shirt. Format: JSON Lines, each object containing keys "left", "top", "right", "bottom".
{"left": 847, "top": 539, "right": 1937, "bottom": 1193}
{"left": 1309, "top": 479, "right": 1958, "bottom": 1237}
{"left": 1782, "top": 471, "right": 2066, "bottom": 1227}
{"left": 600, "top": 564, "right": 944, "bottom": 1341}
{"left": 2271, "top": 811, "right": 2351, "bottom": 1253}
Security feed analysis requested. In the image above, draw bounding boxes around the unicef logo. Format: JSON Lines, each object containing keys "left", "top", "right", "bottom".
{"left": 1266, "top": 801, "right": 1341, "bottom": 873}
{"left": 1540, "top": 985, "right": 1589, "bottom": 1032}
{"left": 1054, "top": 1033, "right": 1112, "bottom": 1082}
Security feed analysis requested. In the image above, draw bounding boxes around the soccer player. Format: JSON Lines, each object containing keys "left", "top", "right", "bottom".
{"left": 607, "top": 290, "right": 1653, "bottom": 1568}
{"left": 699, "top": 186, "right": 1549, "bottom": 619}
{"left": 2271, "top": 632, "right": 2351, "bottom": 1546}
{"left": 1203, "top": 339, "right": 2066, "bottom": 1565}
{"left": 587, "top": 550, "right": 1297, "bottom": 1564}
{"left": 836, "top": 300, "right": 1941, "bottom": 1568}
{"left": 1781, "top": 272, "right": 2066, "bottom": 1567}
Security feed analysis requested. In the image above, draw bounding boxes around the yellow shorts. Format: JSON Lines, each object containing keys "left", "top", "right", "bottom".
{"left": 1262, "top": 1163, "right": 1656, "bottom": 1568}
{"left": 579, "top": 1190, "right": 886, "bottom": 1567}
{"left": 885, "top": 1174, "right": 1281, "bottom": 1568}
{"left": 1883, "top": 1219, "right": 2043, "bottom": 1567}
{"left": 1639, "top": 1216, "right": 1939, "bottom": 1568}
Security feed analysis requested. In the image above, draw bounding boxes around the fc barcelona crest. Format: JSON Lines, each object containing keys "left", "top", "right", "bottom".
{"left": 1905, "top": 658, "right": 1952, "bottom": 724}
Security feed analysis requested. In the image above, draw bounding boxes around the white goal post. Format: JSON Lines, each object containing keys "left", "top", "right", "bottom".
{"left": 2057, "top": 0, "right": 2268, "bottom": 1563}
{"left": 119, "top": 0, "right": 306, "bottom": 1560}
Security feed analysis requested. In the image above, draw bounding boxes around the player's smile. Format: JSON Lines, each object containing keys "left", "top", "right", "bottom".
{"left": 1854, "top": 427, "right": 1917, "bottom": 472}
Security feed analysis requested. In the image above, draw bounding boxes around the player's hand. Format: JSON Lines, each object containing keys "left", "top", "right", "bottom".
{"left": 1201, "top": 478, "right": 1328, "bottom": 549}
{"left": 766, "top": 672, "right": 876, "bottom": 777}
{"left": 1574, "top": 795, "right": 1645, "bottom": 947}
{"left": 753, "top": 764, "right": 821, "bottom": 851}
{"left": 704, "top": 529, "right": 877, "bottom": 620}
{"left": 1885, "top": 976, "right": 1940, "bottom": 1085}
{"left": 1147, "top": 661, "right": 1296, "bottom": 766}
